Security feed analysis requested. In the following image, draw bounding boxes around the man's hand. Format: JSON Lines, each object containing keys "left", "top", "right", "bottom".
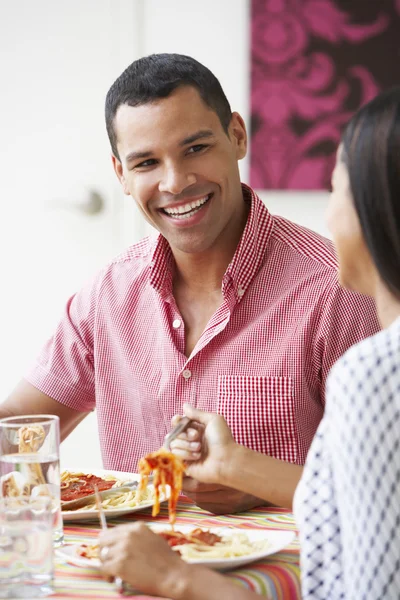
{"left": 170, "top": 404, "right": 236, "bottom": 484}
{"left": 182, "top": 476, "right": 265, "bottom": 514}
{"left": 171, "top": 404, "right": 267, "bottom": 513}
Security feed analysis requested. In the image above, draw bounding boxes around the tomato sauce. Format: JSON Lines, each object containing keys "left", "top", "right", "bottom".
{"left": 61, "top": 475, "right": 116, "bottom": 502}
{"left": 158, "top": 528, "right": 221, "bottom": 548}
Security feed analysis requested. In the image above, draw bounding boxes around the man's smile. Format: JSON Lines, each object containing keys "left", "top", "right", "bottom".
{"left": 160, "top": 193, "right": 213, "bottom": 221}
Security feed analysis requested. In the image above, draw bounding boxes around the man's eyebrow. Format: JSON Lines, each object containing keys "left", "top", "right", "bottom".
{"left": 179, "top": 129, "right": 215, "bottom": 146}
{"left": 125, "top": 149, "right": 153, "bottom": 163}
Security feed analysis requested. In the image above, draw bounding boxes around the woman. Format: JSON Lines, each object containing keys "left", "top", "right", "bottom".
{"left": 99, "top": 87, "right": 400, "bottom": 599}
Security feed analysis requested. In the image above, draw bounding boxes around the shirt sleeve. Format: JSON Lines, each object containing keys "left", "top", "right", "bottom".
{"left": 312, "top": 281, "right": 380, "bottom": 405}
{"left": 24, "top": 273, "right": 100, "bottom": 412}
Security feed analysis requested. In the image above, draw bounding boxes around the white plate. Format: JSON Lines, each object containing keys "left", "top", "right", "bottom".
{"left": 61, "top": 469, "right": 169, "bottom": 522}
{"left": 56, "top": 524, "right": 295, "bottom": 571}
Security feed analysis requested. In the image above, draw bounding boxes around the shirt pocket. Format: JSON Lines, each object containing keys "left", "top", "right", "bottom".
{"left": 217, "top": 375, "right": 298, "bottom": 463}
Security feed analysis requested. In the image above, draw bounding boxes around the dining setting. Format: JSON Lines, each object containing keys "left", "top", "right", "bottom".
{"left": 2, "top": 5, "right": 400, "bottom": 596}
{"left": 0, "top": 413, "right": 300, "bottom": 599}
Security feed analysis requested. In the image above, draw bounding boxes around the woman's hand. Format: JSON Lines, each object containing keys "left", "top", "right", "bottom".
{"left": 99, "top": 522, "right": 261, "bottom": 600}
{"left": 99, "top": 522, "right": 189, "bottom": 598}
{"left": 170, "top": 404, "right": 237, "bottom": 484}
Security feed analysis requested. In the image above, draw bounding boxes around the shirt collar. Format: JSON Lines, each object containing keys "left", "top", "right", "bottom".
{"left": 150, "top": 184, "right": 274, "bottom": 302}
{"left": 149, "top": 235, "right": 174, "bottom": 298}
{"left": 223, "top": 184, "right": 274, "bottom": 303}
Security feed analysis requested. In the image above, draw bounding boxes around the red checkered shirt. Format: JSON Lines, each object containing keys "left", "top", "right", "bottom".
{"left": 25, "top": 185, "right": 380, "bottom": 471}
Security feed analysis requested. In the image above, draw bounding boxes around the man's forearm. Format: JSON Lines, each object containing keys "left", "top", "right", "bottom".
{"left": 219, "top": 445, "right": 303, "bottom": 509}
{"left": 2, "top": 379, "right": 89, "bottom": 441}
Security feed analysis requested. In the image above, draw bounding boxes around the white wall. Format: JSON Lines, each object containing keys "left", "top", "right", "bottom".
{"left": 140, "top": 0, "right": 331, "bottom": 239}
{"left": 0, "top": 0, "right": 144, "bottom": 470}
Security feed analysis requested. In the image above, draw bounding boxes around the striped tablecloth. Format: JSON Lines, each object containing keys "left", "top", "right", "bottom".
{"left": 53, "top": 498, "right": 301, "bottom": 599}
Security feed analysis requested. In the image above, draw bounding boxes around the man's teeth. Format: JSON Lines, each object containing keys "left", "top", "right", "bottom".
{"left": 164, "top": 195, "right": 209, "bottom": 218}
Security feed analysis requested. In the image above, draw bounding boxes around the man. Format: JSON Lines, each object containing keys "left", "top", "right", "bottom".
{"left": 1, "top": 53, "right": 380, "bottom": 513}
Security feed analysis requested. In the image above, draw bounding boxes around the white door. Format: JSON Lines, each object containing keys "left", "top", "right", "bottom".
{"left": 0, "top": 0, "right": 144, "bottom": 468}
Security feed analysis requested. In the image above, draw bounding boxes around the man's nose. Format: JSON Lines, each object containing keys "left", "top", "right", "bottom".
{"left": 158, "top": 164, "right": 196, "bottom": 195}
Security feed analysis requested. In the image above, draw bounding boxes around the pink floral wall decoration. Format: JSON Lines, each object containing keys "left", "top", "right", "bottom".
{"left": 250, "top": 0, "right": 400, "bottom": 190}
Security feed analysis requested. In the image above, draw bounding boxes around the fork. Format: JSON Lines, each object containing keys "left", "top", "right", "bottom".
{"left": 94, "top": 486, "right": 126, "bottom": 594}
{"left": 163, "top": 416, "right": 192, "bottom": 450}
{"left": 94, "top": 485, "right": 108, "bottom": 531}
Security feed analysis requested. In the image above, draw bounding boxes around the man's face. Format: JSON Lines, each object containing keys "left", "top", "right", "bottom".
{"left": 112, "top": 86, "right": 247, "bottom": 255}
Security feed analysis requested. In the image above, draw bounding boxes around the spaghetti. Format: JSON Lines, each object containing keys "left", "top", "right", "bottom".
{"left": 176, "top": 531, "right": 271, "bottom": 560}
{"left": 75, "top": 528, "right": 270, "bottom": 562}
{"left": 1, "top": 425, "right": 49, "bottom": 501}
{"left": 136, "top": 449, "right": 185, "bottom": 525}
{"left": 18, "top": 424, "right": 46, "bottom": 488}
{"left": 77, "top": 543, "right": 99, "bottom": 559}
{"left": 60, "top": 471, "right": 154, "bottom": 511}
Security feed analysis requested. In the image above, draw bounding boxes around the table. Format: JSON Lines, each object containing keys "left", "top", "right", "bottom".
{"left": 52, "top": 498, "right": 301, "bottom": 598}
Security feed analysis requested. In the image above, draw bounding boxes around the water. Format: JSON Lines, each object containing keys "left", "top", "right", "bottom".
{"left": 0, "top": 520, "right": 53, "bottom": 598}
{"left": 0, "top": 453, "right": 63, "bottom": 547}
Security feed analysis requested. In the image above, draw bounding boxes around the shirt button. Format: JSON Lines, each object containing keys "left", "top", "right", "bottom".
{"left": 172, "top": 318, "right": 181, "bottom": 329}
{"left": 182, "top": 369, "right": 192, "bottom": 380}
{"left": 238, "top": 285, "right": 245, "bottom": 297}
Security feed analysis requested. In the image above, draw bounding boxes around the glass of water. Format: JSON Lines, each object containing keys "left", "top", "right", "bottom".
{"left": 0, "top": 415, "right": 63, "bottom": 547}
{"left": 0, "top": 496, "right": 54, "bottom": 598}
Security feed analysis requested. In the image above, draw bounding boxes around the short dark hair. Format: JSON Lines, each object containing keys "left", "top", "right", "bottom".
{"left": 105, "top": 53, "right": 232, "bottom": 159}
{"left": 341, "top": 86, "right": 400, "bottom": 299}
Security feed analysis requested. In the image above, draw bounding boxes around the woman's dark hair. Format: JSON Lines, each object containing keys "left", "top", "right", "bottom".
{"left": 105, "top": 53, "right": 232, "bottom": 159}
{"left": 341, "top": 86, "right": 400, "bottom": 299}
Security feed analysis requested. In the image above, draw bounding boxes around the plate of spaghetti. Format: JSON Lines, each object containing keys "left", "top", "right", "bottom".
{"left": 60, "top": 469, "right": 169, "bottom": 521}
{"left": 56, "top": 523, "right": 295, "bottom": 571}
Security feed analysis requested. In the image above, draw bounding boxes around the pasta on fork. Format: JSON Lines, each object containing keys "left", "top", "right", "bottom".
{"left": 136, "top": 449, "right": 185, "bottom": 525}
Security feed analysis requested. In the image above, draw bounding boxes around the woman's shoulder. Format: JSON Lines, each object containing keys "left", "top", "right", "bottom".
{"left": 330, "top": 316, "right": 400, "bottom": 379}
{"left": 326, "top": 317, "right": 400, "bottom": 415}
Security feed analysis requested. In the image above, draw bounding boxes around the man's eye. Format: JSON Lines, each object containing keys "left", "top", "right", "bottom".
{"left": 187, "top": 144, "right": 208, "bottom": 154}
{"left": 134, "top": 159, "right": 157, "bottom": 169}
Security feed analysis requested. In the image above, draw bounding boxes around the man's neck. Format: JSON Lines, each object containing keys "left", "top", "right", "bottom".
{"left": 173, "top": 248, "right": 233, "bottom": 294}
{"left": 172, "top": 202, "right": 249, "bottom": 294}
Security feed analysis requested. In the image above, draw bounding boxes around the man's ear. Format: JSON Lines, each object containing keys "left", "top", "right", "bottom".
{"left": 112, "top": 154, "right": 130, "bottom": 196}
{"left": 229, "top": 112, "right": 247, "bottom": 160}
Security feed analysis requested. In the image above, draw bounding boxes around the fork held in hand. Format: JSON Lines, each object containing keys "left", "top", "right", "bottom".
{"left": 163, "top": 416, "right": 192, "bottom": 450}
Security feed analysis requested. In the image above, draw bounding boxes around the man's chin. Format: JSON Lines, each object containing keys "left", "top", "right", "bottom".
{"left": 165, "top": 234, "right": 216, "bottom": 256}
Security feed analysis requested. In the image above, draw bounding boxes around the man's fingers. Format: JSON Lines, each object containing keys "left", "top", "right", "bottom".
{"left": 170, "top": 417, "right": 204, "bottom": 440}
{"left": 170, "top": 438, "right": 201, "bottom": 452}
{"left": 170, "top": 445, "right": 201, "bottom": 461}
{"left": 174, "top": 427, "right": 200, "bottom": 442}
{"left": 171, "top": 414, "right": 181, "bottom": 428}
{"left": 183, "top": 403, "right": 215, "bottom": 425}
{"left": 170, "top": 436, "right": 201, "bottom": 461}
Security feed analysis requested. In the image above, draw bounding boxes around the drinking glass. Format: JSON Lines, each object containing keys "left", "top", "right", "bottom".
{"left": 0, "top": 415, "right": 63, "bottom": 546}
{"left": 0, "top": 496, "right": 54, "bottom": 598}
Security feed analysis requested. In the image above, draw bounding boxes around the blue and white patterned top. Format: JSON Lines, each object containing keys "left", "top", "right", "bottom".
{"left": 294, "top": 316, "right": 400, "bottom": 600}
